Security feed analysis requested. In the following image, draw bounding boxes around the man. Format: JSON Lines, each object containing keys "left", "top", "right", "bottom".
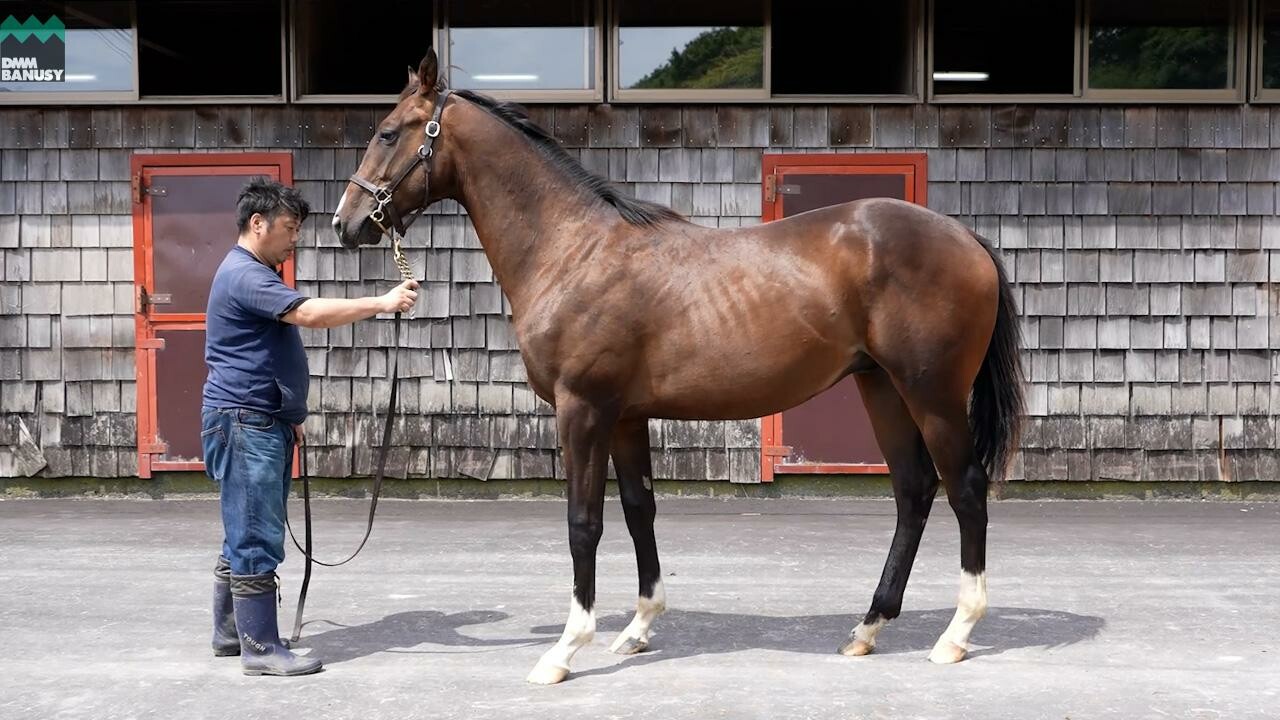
{"left": 201, "top": 177, "right": 418, "bottom": 676}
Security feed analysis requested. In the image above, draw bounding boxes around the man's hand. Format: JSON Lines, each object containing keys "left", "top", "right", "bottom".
{"left": 292, "top": 423, "right": 305, "bottom": 447}
{"left": 379, "top": 279, "right": 420, "bottom": 314}
{"left": 282, "top": 279, "right": 422, "bottom": 328}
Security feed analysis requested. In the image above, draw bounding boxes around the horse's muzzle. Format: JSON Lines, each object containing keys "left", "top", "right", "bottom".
{"left": 332, "top": 214, "right": 384, "bottom": 249}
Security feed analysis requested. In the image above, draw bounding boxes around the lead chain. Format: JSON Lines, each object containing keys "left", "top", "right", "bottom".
{"left": 391, "top": 231, "right": 416, "bottom": 319}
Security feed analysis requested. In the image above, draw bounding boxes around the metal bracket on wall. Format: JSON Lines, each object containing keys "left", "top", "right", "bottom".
{"left": 763, "top": 174, "right": 802, "bottom": 203}
{"left": 132, "top": 174, "right": 168, "bottom": 203}
{"left": 137, "top": 286, "right": 172, "bottom": 309}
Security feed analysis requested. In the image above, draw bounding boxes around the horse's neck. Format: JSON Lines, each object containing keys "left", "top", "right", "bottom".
{"left": 449, "top": 127, "right": 604, "bottom": 316}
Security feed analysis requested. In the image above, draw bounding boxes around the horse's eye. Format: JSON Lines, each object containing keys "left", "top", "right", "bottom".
{"left": 378, "top": 129, "right": 399, "bottom": 144}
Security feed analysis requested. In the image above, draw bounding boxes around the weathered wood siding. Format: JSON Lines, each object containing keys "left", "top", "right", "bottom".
{"left": 0, "top": 103, "right": 1276, "bottom": 482}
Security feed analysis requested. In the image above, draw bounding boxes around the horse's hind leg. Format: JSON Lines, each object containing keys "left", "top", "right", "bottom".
{"left": 527, "top": 392, "right": 615, "bottom": 685}
{"left": 907, "top": 397, "right": 990, "bottom": 665}
{"left": 839, "top": 369, "right": 940, "bottom": 656}
{"left": 608, "top": 418, "right": 666, "bottom": 655}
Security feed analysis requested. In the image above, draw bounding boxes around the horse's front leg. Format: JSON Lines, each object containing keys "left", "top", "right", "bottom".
{"left": 526, "top": 393, "right": 616, "bottom": 685}
{"left": 608, "top": 418, "right": 665, "bottom": 655}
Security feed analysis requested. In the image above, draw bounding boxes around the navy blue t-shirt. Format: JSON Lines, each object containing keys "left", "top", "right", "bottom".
{"left": 202, "top": 245, "right": 311, "bottom": 425}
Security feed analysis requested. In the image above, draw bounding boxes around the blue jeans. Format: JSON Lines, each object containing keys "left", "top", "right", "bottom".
{"left": 201, "top": 407, "right": 295, "bottom": 577}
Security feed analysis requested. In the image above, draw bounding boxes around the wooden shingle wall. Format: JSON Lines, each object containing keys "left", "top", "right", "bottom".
{"left": 0, "top": 103, "right": 1276, "bottom": 483}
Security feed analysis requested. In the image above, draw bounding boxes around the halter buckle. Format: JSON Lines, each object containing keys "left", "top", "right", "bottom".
{"left": 425, "top": 120, "right": 441, "bottom": 138}
{"left": 373, "top": 187, "right": 393, "bottom": 204}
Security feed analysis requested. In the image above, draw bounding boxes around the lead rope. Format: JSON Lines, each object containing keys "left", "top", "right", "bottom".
{"left": 392, "top": 231, "right": 416, "bottom": 303}
{"left": 288, "top": 232, "right": 416, "bottom": 643}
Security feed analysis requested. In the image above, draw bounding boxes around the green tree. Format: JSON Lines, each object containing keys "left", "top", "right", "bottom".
{"left": 1090, "top": 26, "right": 1229, "bottom": 89}
{"left": 633, "top": 26, "right": 763, "bottom": 89}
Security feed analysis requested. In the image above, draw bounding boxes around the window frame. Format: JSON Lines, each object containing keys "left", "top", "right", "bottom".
{"left": 288, "top": 0, "right": 442, "bottom": 104}
{"left": 0, "top": 0, "right": 139, "bottom": 105}
{"left": 929, "top": 0, "right": 1249, "bottom": 104}
{"left": 137, "top": 0, "right": 288, "bottom": 105}
{"left": 607, "top": 0, "right": 924, "bottom": 104}
{"left": 927, "top": 0, "right": 1085, "bottom": 104}
{"left": 440, "top": 0, "right": 604, "bottom": 103}
{"left": 1251, "top": 0, "right": 1280, "bottom": 102}
{"left": 1081, "top": 0, "right": 1246, "bottom": 103}
{"left": 0, "top": 0, "right": 1267, "bottom": 106}
{"left": 609, "top": 0, "right": 773, "bottom": 103}
{"left": 0, "top": 0, "right": 291, "bottom": 105}
{"left": 766, "top": 0, "right": 924, "bottom": 104}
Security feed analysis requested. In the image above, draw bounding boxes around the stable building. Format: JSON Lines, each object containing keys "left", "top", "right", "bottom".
{"left": 0, "top": 0, "right": 1277, "bottom": 491}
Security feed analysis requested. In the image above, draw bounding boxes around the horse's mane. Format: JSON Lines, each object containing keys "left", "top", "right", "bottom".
{"left": 448, "top": 89, "right": 685, "bottom": 228}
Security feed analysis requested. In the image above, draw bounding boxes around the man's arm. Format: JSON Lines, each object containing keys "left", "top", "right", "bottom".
{"left": 282, "top": 279, "right": 419, "bottom": 329}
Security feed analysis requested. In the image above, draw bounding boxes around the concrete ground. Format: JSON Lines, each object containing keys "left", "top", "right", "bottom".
{"left": 1, "top": 496, "right": 1277, "bottom": 720}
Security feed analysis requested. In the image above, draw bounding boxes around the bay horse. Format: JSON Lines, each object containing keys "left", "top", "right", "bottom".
{"left": 332, "top": 49, "right": 1025, "bottom": 685}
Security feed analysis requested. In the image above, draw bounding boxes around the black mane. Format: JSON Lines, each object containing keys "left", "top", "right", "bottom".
{"left": 451, "top": 89, "right": 684, "bottom": 228}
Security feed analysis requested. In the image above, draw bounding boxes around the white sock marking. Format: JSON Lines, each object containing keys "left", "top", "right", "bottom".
{"left": 531, "top": 594, "right": 595, "bottom": 679}
{"left": 939, "top": 571, "right": 988, "bottom": 648}
{"left": 611, "top": 579, "right": 666, "bottom": 651}
{"left": 851, "top": 616, "right": 888, "bottom": 647}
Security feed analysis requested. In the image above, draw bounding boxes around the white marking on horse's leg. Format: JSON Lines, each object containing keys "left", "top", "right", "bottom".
{"left": 839, "top": 616, "right": 888, "bottom": 656}
{"left": 928, "top": 571, "right": 987, "bottom": 664}
{"left": 527, "top": 595, "right": 595, "bottom": 685}
{"left": 609, "top": 578, "right": 666, "bottom": 655}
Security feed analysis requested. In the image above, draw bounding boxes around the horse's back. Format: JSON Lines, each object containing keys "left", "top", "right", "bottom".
{"left": 758, "top": 195, "right": 996, "bottom": 296}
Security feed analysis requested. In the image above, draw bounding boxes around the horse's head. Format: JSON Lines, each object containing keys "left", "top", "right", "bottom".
{"left": 332, "top": 47, "right": 457, "bottom": 248}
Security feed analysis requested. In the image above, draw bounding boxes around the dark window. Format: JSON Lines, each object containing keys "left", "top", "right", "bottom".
{"left": 295, "top": 0, "right": 433, "bottom": 96}
{"left": 932, "top": 0, "right": 1076, "bottom": 95}
{"left": 1088, "top": 0, "right": 1234, "bottom": 90}
{"left": 447, "top": 0, "right": 595, "bottom": 92}
{"left": 0, "top": 0, "right": 134, "bottom": 93}
{"left": 137, "top": 0, "right": 282, "bottom": 97}
{"left": 616, "top": 0, "right": 764, "bottom": 91}
{"left": 1263, "top": 1, "right": 1280, "bottom": 88}
{"left": 772, "top": 1, "right": 913, "bottom": 95}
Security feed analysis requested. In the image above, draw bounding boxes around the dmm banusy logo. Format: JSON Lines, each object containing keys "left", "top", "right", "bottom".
{"left": 0, "top": 15, "right": 65, "bottom": 82}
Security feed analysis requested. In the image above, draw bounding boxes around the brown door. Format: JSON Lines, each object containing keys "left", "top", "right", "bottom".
{"left": 131, "top": 154, "right": 296, "bottom": 478}
{"left": 758, "top": 153, "right": 928, "bottom": 481}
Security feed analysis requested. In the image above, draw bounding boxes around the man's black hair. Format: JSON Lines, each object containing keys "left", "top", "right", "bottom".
{"left": 236, "top": 176, "right": 311, "bottom": 234}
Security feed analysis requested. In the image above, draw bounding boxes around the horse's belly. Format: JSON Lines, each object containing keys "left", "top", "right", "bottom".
{"left": 634, "top": 331, "right": 855, "bottom": 420}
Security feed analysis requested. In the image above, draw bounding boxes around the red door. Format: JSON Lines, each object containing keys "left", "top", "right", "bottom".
{"left": 131, "top": 153, "right": 296, "bottom": 478}
{"left": 758, "top": 153, "right": 928, "bottom": 481}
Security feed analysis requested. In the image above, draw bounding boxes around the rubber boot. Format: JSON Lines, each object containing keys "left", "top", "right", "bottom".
{"left": 211, "top": 556, "right": 240, "bottom": 656}
{"left": 231, "top": 574, "right": 323, "bottom": 676}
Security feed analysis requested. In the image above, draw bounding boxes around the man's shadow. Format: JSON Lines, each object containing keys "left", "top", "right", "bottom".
{"left": 547, "top": 606, "right": 1106, "bottom": 679}
{"left": 293, "top": 610, "right": 553, "bottom": 664}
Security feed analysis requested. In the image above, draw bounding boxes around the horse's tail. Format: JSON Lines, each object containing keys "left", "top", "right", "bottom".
{"left": 968, "top": 232, "right": 1025, "bottom": 483}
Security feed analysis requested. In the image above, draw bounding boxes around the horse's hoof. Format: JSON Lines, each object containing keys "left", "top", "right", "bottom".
{"left": 838, "top": 637, "right": 874, "bottom": 657}
{"left": 608, "top": 634, "right": 648, "bottom": 655}
{"left": 927, "top": 639, "right": 967, "bottom": 665}
{"left": 526, "top": 661, "right": 570, "bottom": 685}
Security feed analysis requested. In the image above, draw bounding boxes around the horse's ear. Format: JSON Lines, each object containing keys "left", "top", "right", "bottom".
{"left": 417, "top": 48, "right": 439, "bottom": 95}
{"left": 406, "top": 65, "right": 417, "bottom": 89}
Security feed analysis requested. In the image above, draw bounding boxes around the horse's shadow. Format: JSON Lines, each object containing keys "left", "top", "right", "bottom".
{"left": 292, "top": 605, "right": 1104, "bottom": 670}
{"left": 552, "top": 606, "right": 1106, "bottom": 679}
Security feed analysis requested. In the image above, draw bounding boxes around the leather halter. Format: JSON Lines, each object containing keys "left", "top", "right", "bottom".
{"left": 348, "top": 88, "right": 452, "bottom": 237}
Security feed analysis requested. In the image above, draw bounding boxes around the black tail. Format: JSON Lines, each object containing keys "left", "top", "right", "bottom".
{"left": 968, "top": 233, "right": 1025, "bottom": 483}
